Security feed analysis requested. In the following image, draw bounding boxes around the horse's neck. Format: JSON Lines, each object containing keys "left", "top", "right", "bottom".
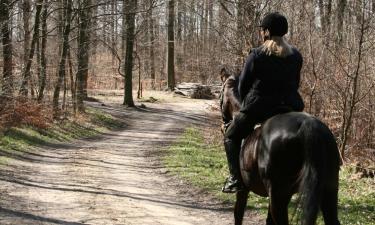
{"left": 224, "top": 76, "right": 241, "bottom": 110}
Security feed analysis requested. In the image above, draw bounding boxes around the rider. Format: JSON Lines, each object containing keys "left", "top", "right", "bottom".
{"left": 222, "top": 12, "right": 305, "bottom": 193}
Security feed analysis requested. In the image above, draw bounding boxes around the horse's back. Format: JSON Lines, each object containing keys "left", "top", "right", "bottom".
{"left": 261, "top": 112, "right": 330, "bottom": 152}
{"left": 257, "top": 112, "right": 338, "bottom": 186}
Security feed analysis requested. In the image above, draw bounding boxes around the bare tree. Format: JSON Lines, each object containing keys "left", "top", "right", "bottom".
{"left": 338, "top": 3, "right": 369, "bottom": 160}
{"left": 21, "top": 0, "right": 31, "bottom": 93}
{"left": 76, "top": 0, "right": 92, "bottom": 112}
{"left": 0, "top": 0, "right": 13, "bottom": 103}
{"left": 167, "top": 0, "right": 175, "bottom": 90}
{"left": 123, "top": 0, "right": 137, "bottom": 107}
{"left": 37, "top": 0, "right": 48, "bottom": 102}
{"left": 53, "top": 0, "right": 73, "bottom": 115}
{"left": 337, "top": 0, "right": 347, "bottom": 44}
{"left": 20, "top": 0, "right": 44, "bottom": 96}
{"left": 148, "top": 0, "right": 156, "bottom": 89}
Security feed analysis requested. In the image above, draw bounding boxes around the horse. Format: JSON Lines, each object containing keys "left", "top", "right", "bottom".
{"left": 220, "top": 69, "right": 341, "bottom": 225}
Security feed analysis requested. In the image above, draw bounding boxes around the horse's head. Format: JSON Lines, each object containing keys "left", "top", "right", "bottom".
{"left": 220, "top": 67, "right": 232, "bottom": 83}
{"left": 220, "top": 67, "right": 241, "bottom": 133}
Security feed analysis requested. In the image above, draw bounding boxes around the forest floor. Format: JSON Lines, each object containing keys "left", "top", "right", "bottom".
{"left": 0, "top": 92, "right": 262, "bottom": 225}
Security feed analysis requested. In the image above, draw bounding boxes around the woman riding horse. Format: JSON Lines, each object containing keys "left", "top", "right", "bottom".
{"left": 222, "top": 12, "right": 305, "bottom": 193}
{"left": 221, "top": 12, "right": 341, "bottom": 225}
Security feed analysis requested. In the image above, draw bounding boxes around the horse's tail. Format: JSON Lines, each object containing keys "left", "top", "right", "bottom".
{"left": 297, "top": 117, "right": 339, "bottom": 225}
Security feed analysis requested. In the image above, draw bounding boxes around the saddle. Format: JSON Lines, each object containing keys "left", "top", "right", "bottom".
{"left": 241, "top": 105, "right": 293, "bottom": 172}
{"left": 241, "top": 126, "right": 262, "bottom": 172}
{"left": 240, "top": 126, "right": 268, "bottom": 195}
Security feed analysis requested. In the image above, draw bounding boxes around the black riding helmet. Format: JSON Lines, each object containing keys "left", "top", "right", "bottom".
{"left": 260, "top": 12, "right": 288, "bottom": 37}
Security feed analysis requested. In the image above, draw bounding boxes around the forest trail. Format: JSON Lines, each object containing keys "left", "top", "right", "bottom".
{"left": 0, "top": 98, "right": 261, "bottom": 225}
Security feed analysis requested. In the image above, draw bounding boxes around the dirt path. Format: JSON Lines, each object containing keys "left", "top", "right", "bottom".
{"left": 0, "top": 98, "right": 261, "bottom": 225}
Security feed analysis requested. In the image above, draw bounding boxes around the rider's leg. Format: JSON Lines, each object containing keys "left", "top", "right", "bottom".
{"left": 222, "top": 137, "right": 242, "bottom": 193}
{"left": 222, "top": 112, "right": 256, "bottom": 193}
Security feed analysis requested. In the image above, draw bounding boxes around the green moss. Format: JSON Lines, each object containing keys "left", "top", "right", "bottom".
{"left": 164, "top": 127, "right": 375, "bottom": 224}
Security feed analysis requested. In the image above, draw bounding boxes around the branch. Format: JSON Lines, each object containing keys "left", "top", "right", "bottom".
{"left": 219, "top": 1, "right": 233, "bottom": 16}
{"left": 96, "top": 38, "right": 124, "bottom": 77}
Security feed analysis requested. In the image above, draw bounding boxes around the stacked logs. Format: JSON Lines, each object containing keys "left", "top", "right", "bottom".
{"left": 174, "top": 83, "right": 216, "bottom": 99}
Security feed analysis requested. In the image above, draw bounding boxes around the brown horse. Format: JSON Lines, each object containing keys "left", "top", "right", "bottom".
{"left": 220, "top": 69, "right": 341, "bottom": 225}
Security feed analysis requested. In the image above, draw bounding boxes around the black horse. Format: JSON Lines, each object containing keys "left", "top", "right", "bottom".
{"left": 220, "top": 73, "right": 341, "bottom": 225}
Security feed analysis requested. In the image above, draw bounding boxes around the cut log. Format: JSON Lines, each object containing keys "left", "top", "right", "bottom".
{"left": 174, "top": 83, "right": 215, "bottom": 99}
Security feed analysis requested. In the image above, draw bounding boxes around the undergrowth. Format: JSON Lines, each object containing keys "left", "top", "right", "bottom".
{"left": 164, "top": 127, "right": 375, "bottom": 224}
{"left": 0, "top": 107, "right": 125, "bottom": 165}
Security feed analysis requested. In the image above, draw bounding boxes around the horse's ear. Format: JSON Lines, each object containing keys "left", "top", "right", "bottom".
{"left": 220, "top": 74, "right": 226, "bottom": 83}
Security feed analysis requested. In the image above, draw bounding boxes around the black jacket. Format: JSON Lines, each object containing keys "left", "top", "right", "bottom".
{"left": 239, "top": 46, "right": 304, "bottom": 116}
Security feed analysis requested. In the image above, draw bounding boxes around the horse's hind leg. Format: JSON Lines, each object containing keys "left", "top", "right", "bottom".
{"left": 321, "top": 187, "right": 340, "bottom": 225}
{"left": 234, "top": 189, "right": 249, "bottom": 225}
{"left": 267, "top": 187, "right": 292, "bottom": 225}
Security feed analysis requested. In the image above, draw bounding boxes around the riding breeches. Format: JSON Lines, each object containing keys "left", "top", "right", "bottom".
{"left": 224, "top": 112, "right": 258, "bottom": 142}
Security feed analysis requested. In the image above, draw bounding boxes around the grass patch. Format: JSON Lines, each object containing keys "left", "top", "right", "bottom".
{"left": 163, "top": 127, "right": 269, "bottom": 211}
{"left": 0, "top": 107, "right": 125, "bottom": 165}
{"left": 337, "top": 167, "right": 375, "bottom": 224}
{"left": 164, "top": 127, "right": 375, "bottom": 224}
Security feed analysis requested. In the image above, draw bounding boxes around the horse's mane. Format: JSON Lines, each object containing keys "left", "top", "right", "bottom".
{"left": 224, "top": 75, "right": 241, "bottom": 108}
{"left": 221, "top": 74, "right": 241, "bottom": 122}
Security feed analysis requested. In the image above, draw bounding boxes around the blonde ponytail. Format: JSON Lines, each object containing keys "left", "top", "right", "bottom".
{"left": 261, "top": 36, "right": 293, "bottom": 58}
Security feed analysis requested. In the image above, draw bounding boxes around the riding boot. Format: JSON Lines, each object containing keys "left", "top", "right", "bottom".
{"left": 222, "top": 138, "right": 243, "bottom": 193}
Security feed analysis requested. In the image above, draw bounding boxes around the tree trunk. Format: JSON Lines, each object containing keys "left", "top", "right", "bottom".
{"left": 337, "top": 0, "right": 347, "bottom": 44}
{"left": 0, "top": 0, "right": 13, "bottom": 102}
{"left": 318, "top": 0, "right": 332, "bottom": 35}
{"left": 340, "top": 8, "right": 366, "bottom": 160}
{"left": 37, "top": 0, "right": 48, "bottom": 102}
{"left": 76, "top": 0, "right": 92, "bottom": 112}
{"left": 68, "top": 48, "right": 76, "bottom": 113}
{"left": 148, "top": 0, "right": 155, "bottom": 89}
{"left": 121, "top": 0, "right": 126, "bottom": 72}
{"left": 21, "top": 0, "right": 31, "bottom": 93}
{"left": 318, "top": 0, "right": 324, "bottom": 31}
{"left": 20, "top": 0, "right": 43, "bottom": 96}
{"left": 208, "top": 0, "right": 213, "bottom": 51}
{"left": 167, "top": 0, "right": 175, "bottom": 90}
{"left": 53, "top": 0, "right": 73, "bottom": 115}
{"left": 110, "top": 0, "right": 116, "bottom": 63}
{"left": 123, "top": 0, "right": 137, "bottom": 107}
{"left": 176, "top": 0, "right": 183, "bottom": 42}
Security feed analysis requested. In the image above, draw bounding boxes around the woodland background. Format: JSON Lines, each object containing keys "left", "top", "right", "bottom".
{"left": 0, "top": 0, "right": 374, "bottom": 164}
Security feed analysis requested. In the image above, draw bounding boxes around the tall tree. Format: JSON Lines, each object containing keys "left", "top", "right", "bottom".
{"left": 110, "top": 0, "right": 117, "bottom": 63}
{"left": 207, "top": 0, "right": 214, "bottom": 51}
{"left": 37, "top": 0, "right": 48, "bottom": 102}
{"left": 318, "top": 0, "right": 332, "bottom": 36}
{"left": 148, "top": 0, "right": 156, "bottom": 89}
{"left": 76, "top": 0, "right": 92, "bottom": 112}
{"left": 0, "top": 0, "right": 13, "bottom": 103}
{"left": 20, "top": 0, "right": 43, "bottom": 96}
{"left": 337, "top": 0, "right": 347, "bottom": 44}
{"left": 53, "top": 0, "right": 73, "bottom": 115}
{"left": 167, "top": 0, "right": 175, "bottom": 90}
{"left": 339, "top": 2, "right": 367, "bottom": 160}
{"left": 21, "top": 0, "right": 31, "bottom": 89}
{"left": 123, "top": 0, "right": 137, "bottom": 107}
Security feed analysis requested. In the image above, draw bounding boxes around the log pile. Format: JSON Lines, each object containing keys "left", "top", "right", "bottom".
{"left": 174, "top": 83, "right": 216, "bottom": 99}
